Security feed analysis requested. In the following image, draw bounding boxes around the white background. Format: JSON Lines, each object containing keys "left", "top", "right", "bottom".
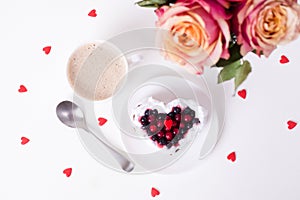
{"left": 1, "top": 0, "right": 300, "bottom": 199}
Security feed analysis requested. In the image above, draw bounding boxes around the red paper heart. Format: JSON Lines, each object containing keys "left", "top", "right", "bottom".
{"left": 88, "top": 9, "right": 97, "bottom": 17}
{"left": 18, "top": 85, "right": 27, "bottom": 93}
{"left": 21, "top": 137, "right": 30, "bottom": 145}
{"left": 237, "top": 89, "right": 247, "bottom": 99}
{"left": 280, "top": 55, "right": 289, "bottom": 64}
{"left": 151, "top": 187, "right": 160, "bottom": 197}
{"left": 63, "top": 168, "right": 72, "bottom": 177}
{"left": 227, "top": 152, "right": 236, "bottom": 162}
{"left": 43, "top": 46, "right": 51, "bottom": 55}
{"left": 98, "top": 117, "right": 107, "bottom": 126}
{"left": 287, "top": 120, "right": 297, "bottom": 130}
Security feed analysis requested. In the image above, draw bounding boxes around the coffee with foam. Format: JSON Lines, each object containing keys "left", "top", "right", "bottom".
{"left": 67, "top": 41, "right": 128, "bottom": 101}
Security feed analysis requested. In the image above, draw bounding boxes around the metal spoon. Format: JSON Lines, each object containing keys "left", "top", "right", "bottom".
{"left": 56, "top": 100, "right": 135, "bottom": 172}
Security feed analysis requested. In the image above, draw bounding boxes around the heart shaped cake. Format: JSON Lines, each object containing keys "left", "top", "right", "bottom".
{"left": 131, "top": 97, "right": 206, "bottom": 149}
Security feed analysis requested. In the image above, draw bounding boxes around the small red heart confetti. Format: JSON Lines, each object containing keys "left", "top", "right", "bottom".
{"left": 43, "top": 46, "right": 51, "bottom": 55}
{"left": 63, "top": 168, "right": 72, "bottom": 177}
{"left": 21, "top": 137, "right": 30, "bottom": 145}
{"left": 151, "top": 187, "right": 160, "bottom": 197}
{"left": 287, "top": 120, "right": 297, "bottom": 130}
{"left": 237, "top": 89, "right": 247, "bottom": 99}
{"left": 88, "top": 9, "right": 97, "bottom": 17}
{"left": 18, "top": 85, "right": 27, "bottom": 93}
{"left": 280, "top": 55, "right": 289, "bottom": 64}
{"left": 227, "top": 152, "right": 236, "bottom": 162}
{"left": 98, "top": 117, "right": 107, "bottom": 126}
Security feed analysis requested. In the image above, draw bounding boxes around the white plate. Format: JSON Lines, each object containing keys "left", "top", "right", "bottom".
{"left": 72, "top": 33, "right": 226, "bottom": 174}
{"left": 112, "top": 65, "right": 211, "bottom": 173}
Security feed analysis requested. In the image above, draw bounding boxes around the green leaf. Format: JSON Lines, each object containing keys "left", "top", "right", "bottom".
{"left": 135, "top": 0, "right": 169, "bottom": 8}
{"left": 217, "top": 60, "right": 252, "bottom": 90}
{"left": 135, "top": 1, "right": 158, "bottom": 7}
{"left": 217, "top": 59, "right": 242, "bottom": 83}
{"left": 234, "top": 60, "right": 252, "bottom": 90}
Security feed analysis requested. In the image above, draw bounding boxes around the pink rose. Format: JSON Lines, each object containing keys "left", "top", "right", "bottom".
{"left": 155, "top": 0, "right": 231, "bottom": 74}
{"left": 234, "top": 0, "right": 300, "bottom": 57}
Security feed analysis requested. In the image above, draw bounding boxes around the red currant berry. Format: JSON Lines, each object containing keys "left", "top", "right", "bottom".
{"left": 156, "top": 120, "right": 164, "bottom": 128}
{"left": 172, "top": 128, "right": 179, "bottom": 135}
{"left": 148, "top": 115, "right": 156, "bottom": 123}
{"left": 183, "top": 115, "right": 192, "bottom": 122}
{"left": 172, "top": 120, "right": 179, "bottom": 128}
{"left": 174, "top": 114, "right": 181, "bottom": 121}
{"left": 149, "top": 125, "right": 158, "bottom": 133}
{"left": 165, "top": 132, "right": 173, "bottom": 140}
{"left": 157, "top": 131, "right": 165, "bottom": 138}
{"left": 179, "top": 123, "right": 185, "bottom": 129}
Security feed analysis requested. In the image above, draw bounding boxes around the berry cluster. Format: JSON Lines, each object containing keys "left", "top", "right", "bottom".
{"left": 139, "top": 106, "right": 200, "bottom": 148}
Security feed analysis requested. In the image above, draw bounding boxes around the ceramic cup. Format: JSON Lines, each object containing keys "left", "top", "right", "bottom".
{"left": 67, "top": 40, "right": 130, "bottom": 101}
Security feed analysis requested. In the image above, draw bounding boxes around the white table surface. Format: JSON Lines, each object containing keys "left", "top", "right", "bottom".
{"left": 1, "top": 0, "right": 300, "bottom": 199}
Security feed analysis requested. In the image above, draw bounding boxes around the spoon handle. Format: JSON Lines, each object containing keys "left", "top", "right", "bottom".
{"left": 85, "top": 128, "right": 135, "bottom": 172}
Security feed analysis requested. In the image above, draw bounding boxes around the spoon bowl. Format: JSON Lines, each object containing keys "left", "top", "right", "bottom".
{"left": 56, "top": 100, "right": 135, "bottom": 173}
{"left": 56, "top": 101, "right": 85, "bottom": 129}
